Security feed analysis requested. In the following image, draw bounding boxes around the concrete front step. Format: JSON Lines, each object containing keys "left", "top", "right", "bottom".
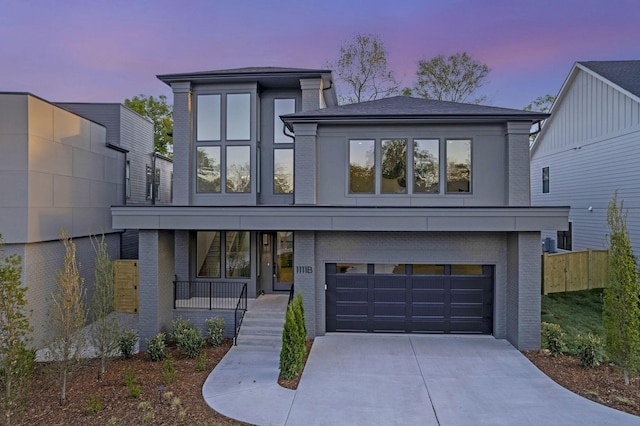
{"left": 238, "top": 325, "right": 283, "bottom": 337}
{"left": 242, "top": 311, "right": 286, "bottom": 320}
{"left": 235, "top": 335, "right": 282, "bottom": 350}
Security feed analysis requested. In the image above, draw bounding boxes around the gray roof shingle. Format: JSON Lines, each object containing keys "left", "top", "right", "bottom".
{"left": 579, "top": 60, "right": 640, "bottom": 98}
{"left": 283, "top": 96, "right": 546, "bottom": 121}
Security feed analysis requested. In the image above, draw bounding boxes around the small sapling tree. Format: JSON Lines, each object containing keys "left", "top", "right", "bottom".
{"left": 89, "top": 234, "right": 120, "bottom": 376}
{"left": 603, "top": 193, "right": 640, "bottom": 384}
{"left": 47, "top": 230, "right": 87, "bottom": 405}
{"left": 0, "top": 235, "right": 34, "bottom": 425}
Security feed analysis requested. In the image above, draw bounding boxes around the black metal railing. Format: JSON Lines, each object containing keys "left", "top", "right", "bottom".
{"left": 288, "top": 282, "right": 295, "bottom": 305}
{"left": 234, "top": 283, "right": 247, "bottom": 345}
{"left": 173, "top": 280, "right": 247, "bottom": 310}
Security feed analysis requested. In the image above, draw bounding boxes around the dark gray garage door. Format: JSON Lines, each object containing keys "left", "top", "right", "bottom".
{"left": 326, "top": 263, "right": 493, "bottom": 334}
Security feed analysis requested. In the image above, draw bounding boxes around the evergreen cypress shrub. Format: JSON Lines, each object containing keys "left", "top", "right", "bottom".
{"left": 280, "top": 304, "right": 303, "bottom": 379}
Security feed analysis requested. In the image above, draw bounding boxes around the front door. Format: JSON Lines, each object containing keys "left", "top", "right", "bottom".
{"left": 260, "top": 232, "right": 293, "bottom": 292}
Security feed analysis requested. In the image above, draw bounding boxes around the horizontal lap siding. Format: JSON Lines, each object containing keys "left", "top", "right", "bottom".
{"left": 531, "top": 68, "right": 640, "bottom": 256}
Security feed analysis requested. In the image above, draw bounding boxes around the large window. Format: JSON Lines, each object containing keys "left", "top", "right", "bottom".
{"left": 197, "top": 147, "right": 221, "bottom": 193}
{"left": 226, "top": 94, "right": 251, "bottom": 140}
{"left": 274, "top": 149, "right": 293, "bottom": 194}
{"left": 225, "top": 231, "right": 250, "bottom": 277}
{"left": 197, "top": 95, "right": 221, "bottom": 141}
{"left": 226, "top": 146, "right": 251, "bottom": 193}
{"left": 446, "top": 139, "right": 471, "bottom": 193}
{"left": 542, "top": 166, "right": 549, "bottom": 193}
{"left": 348, "top": 138, "right": 471, "bottom": 195}
{"left": 197, "top": 231, "right": 251, "bottom": 278}
{"left": 196, "top": 93, "right": 253, "bottom": 195}
{"left": 381, "top": 139, "right": 407, "bottom": 194}
{"left": 274, "top": 99, "right": 295, "bottom": 143}
{"left": 349, "top": 140, "right": 375, "bottom": 193}
{"left": 557, "top": 222, "right": 572, "bottom": 250}
{"left": 414, "top": 139, "right": 439, "bottom": 193}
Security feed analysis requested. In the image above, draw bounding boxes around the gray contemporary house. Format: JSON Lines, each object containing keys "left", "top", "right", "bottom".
{"left": 531, "top": 60, "right": 640, "bottom": 255}
{"left": 112, "top": 67, "right": 569, "bottom": 350}
{"left": 0, "top": 93, "right": 170, "bottom": 346}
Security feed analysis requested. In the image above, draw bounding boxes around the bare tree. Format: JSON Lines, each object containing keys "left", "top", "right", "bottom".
{"left": 0, "top": 235, "right": 34, "bottom": 425}
{"left": 413, "top": 52, "right": 490, "bottom": 103}
{"left": 326, "top": 33, "right": 400, "bottom": 104}
{"left": 47, "top": 230, "right": 86, "bottom": 406}
{"left": 89, "top": 234, "right": 120, "bottom": 376}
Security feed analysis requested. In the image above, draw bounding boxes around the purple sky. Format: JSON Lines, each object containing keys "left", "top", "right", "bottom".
{"left": 1, "top": 0, "right": 639, "bottom": 109}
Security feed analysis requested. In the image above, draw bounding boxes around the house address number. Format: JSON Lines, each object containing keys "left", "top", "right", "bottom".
{"left": 296, "top": 266, "right": 313, "bottom": 274}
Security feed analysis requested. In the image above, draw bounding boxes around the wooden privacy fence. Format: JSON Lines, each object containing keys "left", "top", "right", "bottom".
{"left": 114, "top": 260, "right": 139, "bottom": 313}
{"left": 542, "top": 249, "right": 607, "bottom": 295}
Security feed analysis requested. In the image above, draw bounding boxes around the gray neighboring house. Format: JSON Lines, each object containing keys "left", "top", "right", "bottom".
{"left": 0, "top": 93, "right": 170, "bottom": 347}
{"left": 112, "top": 67, "right": 569, "bottom": 351}
{"left": 530, "top": 60, "right": 640, "bottom": 255}
{"left": 57, "top": 102, "right": 174, "bottom": 259}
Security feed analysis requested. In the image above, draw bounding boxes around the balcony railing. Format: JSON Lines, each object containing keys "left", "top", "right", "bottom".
{"left": 173, "top": 280, "right": 248, "bottom": 344}
{"left": 173, "top": 280, "right": 247, "bottom": 310}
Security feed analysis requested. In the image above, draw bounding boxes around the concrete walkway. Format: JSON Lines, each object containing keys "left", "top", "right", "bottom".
{"left": 204, "top": 333, "right": 639, "bottom": 426}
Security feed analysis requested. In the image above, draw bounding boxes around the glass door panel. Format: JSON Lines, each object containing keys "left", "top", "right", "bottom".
{"left": 274, "top": 231, "right": 293, "bottom": 291}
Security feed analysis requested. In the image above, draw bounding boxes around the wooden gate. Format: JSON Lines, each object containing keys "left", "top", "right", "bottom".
{"left": 114, "top": 260, "right": 139, "bottom": 313}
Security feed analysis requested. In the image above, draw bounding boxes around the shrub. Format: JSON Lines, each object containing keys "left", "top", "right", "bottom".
{"left": 177, "top": 327, "right": 205, "bottom": 359}
{"left": 279, "top": 299, "right": 306, "bottom": 380}
{"left": 205, "top": 317, "right": 225, "bottom": 347}
{"left": 576, "top": 333, "right": 604, "bottom": 368}
{"left": 195, "top": 352, "right": 207, "bottom": 371}
{"left": 146, "top": 333, "right": 166, "bottom": 362}
{"left": 542, "top": 322, "right": 566, "bottom": 356}
{"left": 163, "top": 356, "right": 176, "bottom": 385}
{"left": 85, "top": 394, "right": 103, "bottom": 414}
{"left": 119, "top": 329, "right": 137, "bottom": 359}
{"left": 123, "top": 367, "right": 141, "bottom": 398}
{"left": 170, "top": 317, "right": 192, "bottom": 343}
{"left": 292, "top": 294, "right": 307, "bottom": 358}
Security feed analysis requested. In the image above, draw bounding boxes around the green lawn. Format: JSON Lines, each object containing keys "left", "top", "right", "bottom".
{"left": 541, "top": 288, "right": 605, "bottom": 352}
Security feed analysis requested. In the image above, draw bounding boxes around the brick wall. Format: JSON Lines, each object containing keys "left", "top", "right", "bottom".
{"left": 293, "top": 231, "right": 316, "bottom": 336}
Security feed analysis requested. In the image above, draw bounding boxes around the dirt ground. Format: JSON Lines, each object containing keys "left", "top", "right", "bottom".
{"left": 21, "top": 340, "right": 247, "bottom": 426}
{"left": 524, "top": 350, "right": 640, "bottom": 417}
{"left": 15, "top": 340, "right": 640, "bottom": 425}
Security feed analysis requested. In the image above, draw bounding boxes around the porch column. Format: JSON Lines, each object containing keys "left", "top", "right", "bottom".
{"left": 138, "top": 230, "right": 175, "bottom": 349}
{"left": 506, "top": 231, "right": 541, "bottom": 350}
{"left": 294, "top": 231, "right": 316, "bottom": 337}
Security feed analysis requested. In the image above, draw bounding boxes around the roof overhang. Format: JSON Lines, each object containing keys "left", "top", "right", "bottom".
{"left": 112, "top": 205, "right": 569, "bottom": 232}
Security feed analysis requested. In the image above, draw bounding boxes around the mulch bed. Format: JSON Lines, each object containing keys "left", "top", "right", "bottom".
{"left": 524, "top": 350, "right": 640, "bottom": 416}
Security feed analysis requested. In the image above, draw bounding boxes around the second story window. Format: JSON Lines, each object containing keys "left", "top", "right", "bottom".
{"left": 542, "top": 166, "right": 549, "bottom": 193}
{"left": 197, "top": 147, "right": 221, "bottom": 193}
{"left": 197, "top": 94, "right": 221, "bottom": 141}
{"left": 226, "top": 146, "right": 251, "bottom": 193}
{"left": 446, "top": 139, "right": 471, "bottom": 193}
{"left": 226, "top": 94, "right": 251, "bottom": 140}
{"left": 125, "top": 160, "right": 131, "bottom": 199}
{"left": 146, "top": 166, "right": 152, "bottom": 199}
{"left": 274, "top": 99, "right": 295, "bottom": 143}
{"left": 348, "top": 138, "right": 472, "bottom": 195}
{"left": 274, "top": 149, "right": 293, "bottom": 194}
{"left": 349, "top": 140, "right": 375, "bottom": 193}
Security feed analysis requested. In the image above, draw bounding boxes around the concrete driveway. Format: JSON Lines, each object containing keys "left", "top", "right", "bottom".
{"left": 204, "top": 333, "right": 638, "bottom": 425}
{"left": 285, "top": 334, "right": 638, "bottom": 426}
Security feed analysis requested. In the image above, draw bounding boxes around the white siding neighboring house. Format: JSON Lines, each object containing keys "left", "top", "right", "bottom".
{"left": 530, "top": 60, "right": 640, "bottom": 255}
